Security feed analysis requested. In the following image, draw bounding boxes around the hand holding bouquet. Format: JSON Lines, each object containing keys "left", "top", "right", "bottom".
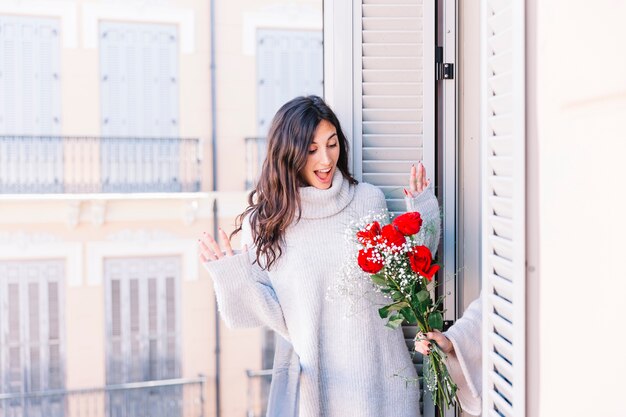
{"left": 354, "top": 211, "right": 460, "bottom": 416}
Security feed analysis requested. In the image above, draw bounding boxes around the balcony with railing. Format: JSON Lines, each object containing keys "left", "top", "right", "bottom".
{"left": 0, "top": 136, "right": 201, "bottom": 194}
{"left": 0, "top": 376, "right": 206, "bottom": 417}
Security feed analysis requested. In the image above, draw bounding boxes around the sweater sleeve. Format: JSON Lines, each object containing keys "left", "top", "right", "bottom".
{"left": 203, "top": 218, "right": 289, "bottom": 341}
{"left": 404, "top": 183, "right": 441, "bottom": 256}
{"left": 443, "top": 295, "right": 483, "bottom": 416}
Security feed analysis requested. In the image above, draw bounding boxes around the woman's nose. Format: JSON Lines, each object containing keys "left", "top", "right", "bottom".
{"left": 320, "top": 149, "right": 332, "bottom": 165}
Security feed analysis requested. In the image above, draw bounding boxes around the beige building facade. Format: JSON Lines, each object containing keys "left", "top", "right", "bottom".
{"left": 0, "top": 1, "right": 321, "bottom": 417}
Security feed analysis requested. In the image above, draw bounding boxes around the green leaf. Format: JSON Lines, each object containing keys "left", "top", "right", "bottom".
{"left": 378, "top": 305, "right": 391, "bottom": 319}
{"left": 378, "top": 301, "right": 410, "bottom": 319}
{"left": 370, "top": 273, "right": 387, "bottom": 286}
{"left": 415, "top": 290, "right": 432, "bottom": 313}
{"left": 385, "top": 316, "right": 405, "bottom": 329}
{"left": 428, "top": 311, "right": 444, "bottom": 330}
{"left": 417, "top": 290, "right": 430, "bottom": 304}
{"left": 400, "top": 307, "right": 418, "bottom": 325}
{"left": 391, "top": 291, "right": 403, "bottom": 301}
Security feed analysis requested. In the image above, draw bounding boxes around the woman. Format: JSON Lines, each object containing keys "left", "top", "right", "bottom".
{"left": 199, "top": 96, "right": 465, "bottom": 417}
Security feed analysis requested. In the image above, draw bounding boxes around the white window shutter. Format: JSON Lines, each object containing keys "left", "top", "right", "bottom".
{"left": 99, "top": 22, "right": 179, "bottom": 138}
{"left": 0, "top": 260, "right": 65, "bottom": 416}
{"left": 104, "top": 256, "right": 181, "bottom": 384}
{"left": 481, "top": 0, "right": 526, "bottom": 416}
{"left": 256, "top": 30, "right": 324, "bottom": 137}
{"left": 354, "top": 0, "right": 436, "bottom": 214}
{"left": 0, "top": 16, "right": 61, "bottom": 135}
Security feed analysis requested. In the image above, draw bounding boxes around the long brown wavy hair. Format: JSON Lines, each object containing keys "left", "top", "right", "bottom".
{"left": 232, "top": 95, "right": 357, "bottom": 270}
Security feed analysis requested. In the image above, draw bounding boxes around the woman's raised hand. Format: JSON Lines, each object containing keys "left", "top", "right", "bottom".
{"left": 404, "top": 161, "right": 431, "bottom": 198}
{"left": 414, "top": 330, "right": 454, "bottom": 356}
{"left": 198, "top": 228, "right": 246, "bottom": 263}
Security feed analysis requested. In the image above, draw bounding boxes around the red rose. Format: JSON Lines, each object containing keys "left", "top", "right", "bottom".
{"left": 380, "top": 224, "right": 406, "bottom": 249}
{"left": 408, "top": 245, "right": 439, "bottom": 281}
{"left": 357, "top": 221, "right": 382, "bottom": 245}
{"left": 357, "top": 248, "right": 383, "bottom": 274}
{"left": 393, "top": 212, "right": 423, "bottom": 236}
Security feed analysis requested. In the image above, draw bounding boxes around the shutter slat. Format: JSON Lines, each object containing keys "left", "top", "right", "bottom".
{"left": 363, "top": 95, "right": 421, "bottom": 108}
{"left": 487, "top": 5, "right": 513, "bottom": 34}
{"left": 488, "top": 136, "right": 513, "bottom": 155}
{"left": 489, "top": 254, "right": 514, "bottom": 281}
{"left": 363, "top": 70, "right": 423, "bottom": 83}
{"left": 363, "top": 0, "right": 422, "bottom": 4}
{"left": 363, "top": 134, "right": 423, "bottom": 147}
{"left": 363, "top": 109, "right": 423, "bottom": 122}
{"left": 489, "top": 93, "right": 513, "bottom": 118}
{"left": 487, "top": 176, "right": 513, "bottom": 198}
{"left": 489, "top": 196, "right": 512, "bottom": 219}
{"left": 488, "top": 51, "right": 513, "bottom": 76}
{"left": 490, "top": 390, "right": 514, "bottom": 417}
{"left": 362, "top": 5, "right": 422, "bottom": 18}
{"left": 363, "top": 147, "right": 421, "bottom": 160}
{"left": 490, "top": 215, "right": 513, "bottom": 240}
{"left": 363, "top": 160, "right": 417, "bottom": 174}
{"left": 362, "top": 31, "right": 423, "bottom": 44}
{"left": 488, "top": 114, "right": 513, "bottom": 136}
{"left": 363, "top": 82, "right": 423, "bottom": 95}
{"left": 363, "top": 57, "right": 423, "bottom": 70}
{"left": 363, "top": 121, "right": 422, "bottom": 135}
{"left": 488, "top": 72, "right": 513, "bottom": 96}
{"left": 488, "top": 28, "right": 512, "bottom": 55}
{"left": 362, "top": 44, "right": 423, "bottom": 57}
{"left": 489, "top": 235, "right": 512, "bottom": 261}
{"left": 488, "top": 351, "right": 513, "bottom": 382}
{"left": 491, "top": 273, "right": 513, "bottom": 301}
{"left": 489, "top": 332, "right": 513, "bottom": 366}
{"left": 488, "top": 156, "right": 513, "bottom": 177}
{"left": 362, "top": 17, "right": 423, "bottom": 31}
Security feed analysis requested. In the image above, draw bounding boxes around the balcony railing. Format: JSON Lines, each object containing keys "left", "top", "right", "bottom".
{"left": 245, "top": 369, "right": 271, "bottom": 417}
{"left": 0, "top": 376, "right": 206, "bottom": 417}
{"left": 0, "top": 136, "right": 201, "bottom": 194}
{"left": 244, "top": 137, "right": 267, "bottom": 190}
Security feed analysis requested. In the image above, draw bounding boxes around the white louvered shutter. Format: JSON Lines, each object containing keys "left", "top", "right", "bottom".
{"left": 0, "top": 16, "right": 61, "bottom": 135}
{"left": 353, "top": 1, "right": 436, "bottom": 415}
{"left": 100, "top": 22, "right": 179, "bottom": 138}
{"left": 481, "top": 0, "right": 526, "bottom": 416}
{"left": 99, "top": 22, "right": 180, "bottom": 191}
{"left": 257, "top": 30, "right": 324, "bottom": 137}
{"left": 104, "top": 256, "right": 181, "bottom": 416}
{"left": 354, "top": 0, "right": 435, "bottom": 214}
{"left": 104, "top": 256, "right": 181, "bottom": 383}
{"left": 0, "top": 260, "right": 65, "bottom": 417}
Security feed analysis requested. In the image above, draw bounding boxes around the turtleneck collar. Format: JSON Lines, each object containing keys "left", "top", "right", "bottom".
{"left": 299, "top": 169, "right": 355, "bottom": 219}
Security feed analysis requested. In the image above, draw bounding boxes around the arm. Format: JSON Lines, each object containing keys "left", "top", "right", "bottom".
{"left": 443, "top": 295, "right": 483, "bottom": 415}
{"left": 201, "top": 218, "right": 289, "bottom": 341}
{"left": 415, "top": 296, "right": 483, "bottom": 415}
{"left": 404, "top": 182, "right": 441, "bottom": 257}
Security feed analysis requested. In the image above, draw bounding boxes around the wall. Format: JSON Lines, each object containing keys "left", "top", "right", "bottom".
{"left": 527, "top": 1, "right": 626, "bottom": 415}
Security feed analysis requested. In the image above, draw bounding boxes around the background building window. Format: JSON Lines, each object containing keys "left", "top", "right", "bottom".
{"left": 0, "top": 259, "right": 65, "bottom": 417}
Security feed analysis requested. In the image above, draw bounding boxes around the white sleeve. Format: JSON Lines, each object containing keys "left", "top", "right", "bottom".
{"left": 203, "top": 217, "right": 289, "bottom": 340}
{"left": 404, "top": 183, "right": 441, "bottom": 256}
{"left": 443, "top": 295, "right": 483, "bottom": 415}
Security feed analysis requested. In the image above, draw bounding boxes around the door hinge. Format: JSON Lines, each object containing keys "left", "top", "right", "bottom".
{"left": 435, "top": 46, "right": 455, "bottom": 80}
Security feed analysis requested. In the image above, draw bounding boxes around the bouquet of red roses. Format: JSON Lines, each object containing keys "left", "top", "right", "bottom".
{"left": 355, "top": 211, "right": 459, "bottom": 416}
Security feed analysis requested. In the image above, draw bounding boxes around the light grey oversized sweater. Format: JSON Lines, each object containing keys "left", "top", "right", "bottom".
{"left": 204, "top": 170, "right": 477, "bottom": 417}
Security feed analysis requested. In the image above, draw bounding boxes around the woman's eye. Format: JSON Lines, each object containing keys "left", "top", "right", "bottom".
{"left": 308, "top": 149, "right": 317, "bottom": 154}
{"left": 329, "top": 143, "right": 338, "bottom": 148}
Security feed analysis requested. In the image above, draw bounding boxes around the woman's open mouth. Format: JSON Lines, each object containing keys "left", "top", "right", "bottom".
{"left": 314, "top": 167, "right": 333, "bottom": 183}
